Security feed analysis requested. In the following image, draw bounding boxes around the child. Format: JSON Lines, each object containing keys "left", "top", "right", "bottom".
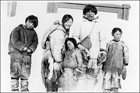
{"left": 102, "top": 27, "right": 129, "bottom": 92}
{"left": 8, "top": 15, "right": 38, "bottom": 92}
{"left": 59, "top": 38, "right": 84, "bottom": 92}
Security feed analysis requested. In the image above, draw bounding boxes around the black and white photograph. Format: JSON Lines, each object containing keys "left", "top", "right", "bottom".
{"left": 1, "top": 1, "right": 139, "bottom": 92}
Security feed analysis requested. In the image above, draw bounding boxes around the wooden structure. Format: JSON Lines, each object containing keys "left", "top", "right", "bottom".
{"left": 47, "top": 2, "right": 131, "bottom": 20}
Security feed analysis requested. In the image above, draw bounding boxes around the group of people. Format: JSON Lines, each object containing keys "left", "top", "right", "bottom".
{"left": 8, "top": 4, "right": 129, "bottom": 92}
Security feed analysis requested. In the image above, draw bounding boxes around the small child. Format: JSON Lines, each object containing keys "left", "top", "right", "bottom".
{"left": 59, "top": 38, "right": 83, "bottom": 92}
{"left": 102, "top": 27, "right": 129, "bottom": 92}
{"left": 8, "top": 15, "right": 38, "bottom": 92}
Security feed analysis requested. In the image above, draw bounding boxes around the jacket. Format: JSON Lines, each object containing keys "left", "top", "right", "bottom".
{"left": 103, "top": 40, "right": 129, "bottom": 73}
{"left": 8, "top": 24, "right": 38, "bottom": 55}
{"left": 71, "top": 18, "right": 106, "bottom": 59}
{"left": 62, "top": 49, "right": 83, "bottom": 70}
{"left": 41, "top": 25, "right": 68, "bottom": 62}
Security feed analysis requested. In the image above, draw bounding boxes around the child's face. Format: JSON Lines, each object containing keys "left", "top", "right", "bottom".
{"left": 64, "top": 19, "right": 73, "bottom": 30}
{"left": 113, "top": 30, "right": 122, "bottom": 41}
{"left": 67, "top": 41, "right": 75, "bottom": 50}
{"left": 26, "top": 20, "right": 34, "bottom": 29}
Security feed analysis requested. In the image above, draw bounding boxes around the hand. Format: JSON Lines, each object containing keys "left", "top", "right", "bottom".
{"left": 101, "top": 51, "right": 107, "bottom": 58}
{"left": 85, "top": 49, "right": 90, "bottom": 57}
{"left": 97, "top": 52, "right": 107, "bottom": 66}
{"left": 53, "top": 62, "right": 62, "bottom": 71}
{"left": 75, "top": 68, "right": 83, "bottom": 74}
{"left": 27, "top": 49, "right": 31, "bottom": 53}
{"left": 53, "top": 20, "right": 60, "bottom": 25}
{"left": 88, "top": 58, "right": 97, "bottom": 69}
{"left": 41, "top": 43, "right": 46, "bottom": 49}
{"left": 23, "top": 47, "right": 28, "bottom": 51}
{"left": 124, "top": 63, "right": 128, "bottom": 66}
{"left": 48, "top": 69, "right": 53, "bottom": 80}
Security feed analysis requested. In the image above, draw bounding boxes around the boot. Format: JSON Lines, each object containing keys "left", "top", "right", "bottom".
{"left": 11, "top": 78, "right": 19, "bottom": 92}
{"left": 20, "top": 79, "right": 29, "bottom": 92}
{"left": 103, "top": 89, "right": 111, "bottom": 93}
{"left": 111, "top": 88, "right": 118, "bottom": 93}
{"left": 102, "top": 78, "right": 111, "bottom": 90}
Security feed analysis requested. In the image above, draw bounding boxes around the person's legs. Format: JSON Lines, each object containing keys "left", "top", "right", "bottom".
{"left": 11, "top": 77, "right": 19, "bottom": 91}
{"left": 111, "top": 72, "right": 121, "bottom": 89}
{"left": 52, "top": 70, "right": 62, "bottom": 92}
{"left": 102, "top": 71, "right": 111, "bottom": 92}
{"left": 20, "top": 78, "right": 29, "bottom": 92}
{"left": 44, "top": 69, "right": 60, "bottom": 92}
{"left": 111, "top": 88, "right": 118, "bottom": 92}
{"left": 20, "top": 55, "right": 31, "bottom": 92}
{"left": 45, "top": 78, "right": 53, "bottom": 92}
{"left": 10, "top": 53, "right": 22, "bottom": 91}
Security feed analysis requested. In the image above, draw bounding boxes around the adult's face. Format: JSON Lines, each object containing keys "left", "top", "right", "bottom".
{"left": 64, "top": 19, "right": 73, "bottom": 30}
{"left": 85, "top": 10, "right": 96, "bottom": 21}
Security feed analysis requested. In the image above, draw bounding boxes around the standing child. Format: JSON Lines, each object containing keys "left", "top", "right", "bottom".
{"left": 8, "top": 15, "right": 38, "bottom": 92}
{"left": 59, "top": 38, "right": 84, "bottom": 92}
{"left": 102, "top": 27, "right": 129, "bottom": 92}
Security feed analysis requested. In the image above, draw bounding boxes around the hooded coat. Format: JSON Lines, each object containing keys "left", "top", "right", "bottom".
{"left": 8, "top": 24, "right": 38, "bottom": 55}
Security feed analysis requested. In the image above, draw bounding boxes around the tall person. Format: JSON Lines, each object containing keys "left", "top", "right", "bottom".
{"left": 71, "top": 4, "right": 107, "bottom": 88}
{"left": 41, "top": 14, "right": 73, "bottom": 92}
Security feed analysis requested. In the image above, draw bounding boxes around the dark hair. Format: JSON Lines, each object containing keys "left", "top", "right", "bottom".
{"left": 62, "top": 14, "right": 73, "bottom": 24}
{"left": 65, "top": 38, "right": 77, "bottom": 51}
{"left": 112, "top": 27, "right": 123, "bottom": 36}
{"left": 25, "top": 15, "right": 38, "bottom": 28}
{"left": 83, "top": 4, "right": 97, "bottom": 15}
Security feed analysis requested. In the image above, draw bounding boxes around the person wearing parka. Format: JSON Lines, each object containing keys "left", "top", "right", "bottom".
{"left": 8, "top": 15, "right": 38, "bottom": 92}
{"left": 41, "top": 14, "right": 73, "bottom": 92}
{"left": 59, "top": 38, "right": 83, "bottom": 92}
{"left": 71, "top": 4, "right": 107, "bottom": 85}
{"left": 102, "top": 27, "right": 129, "bottom": 92}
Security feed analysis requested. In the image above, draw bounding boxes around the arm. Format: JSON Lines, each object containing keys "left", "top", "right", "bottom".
{"left": 50, "top": 30, "right": 65, "bottom": 62}
{"left": 89, "top": 25, "right": 107, "bottom": 59}
{"left": 89, "top": 31, "right": 100, "bottom": 60}
{"left": 99, "top": 27, "right": 107, "bottom": 55}
{"left": 71, "top": 23, "right": 81, "bottom": 43}
{"left": 11, "top": 26, "right": 26, "bottom": 51}
{"left": 122, "top": 42, "right": 129, "bottom": 66}
{"left": 75, "top": 50, "right": 83, "bottom": 70}
{"left": 28, "top": 31, "right": 38, "bottom": 53}
{"left": 41, "top": 25, "right": 60, "bottom": 49}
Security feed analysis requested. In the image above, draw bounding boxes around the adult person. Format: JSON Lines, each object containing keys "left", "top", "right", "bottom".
{"left": 71, "top": 4, "right": 107, "bottom": 88}
{"left": 41, "top": 14, "right": 73, "bottom": 92}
